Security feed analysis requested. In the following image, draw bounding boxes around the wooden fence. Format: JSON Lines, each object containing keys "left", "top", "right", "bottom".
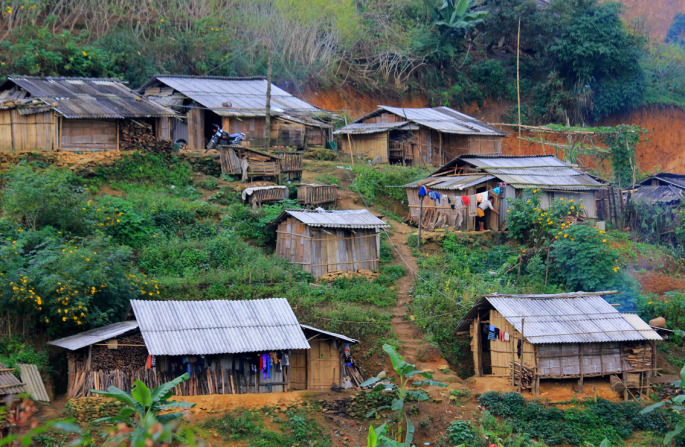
{"left": 275, "top": 151, "right": 303, "bottom": 180}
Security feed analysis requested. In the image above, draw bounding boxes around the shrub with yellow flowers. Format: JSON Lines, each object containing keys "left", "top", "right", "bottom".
{"left": 506, "top": 189, "right": 586, "bottom": 246}
{"left": 0, "top": 231, "right": 158, "bottom": 336}
{"left": 549, "top": 223, "right": 621, "bottom": 291}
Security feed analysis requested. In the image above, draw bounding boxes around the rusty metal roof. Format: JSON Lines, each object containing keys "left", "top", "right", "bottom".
{"left": 47, "top": 320, "right": 140, "bottom": 351}
{"left": 353, "top": 106, "right": 506, "bottom": 136}
{"left": 456, "top": 292, "right": 662, "bottom": 344}
{"left": 333, "top": 121, "right": 418, "bottom": 135}
{"left": 637, "top": 173, "right": 685, "bottom": 189}
{"left": 271, "top": 209, "right": 390, "bottom": 230}
{"left": 403, "top": 174, "right": 493, "bottom": 190}
{"left": 131, "top": 298, "right": 310, "bottom": 356}
{"left": 141, "top": 75, "right": 328, "bottom": 118}
{"left": 1, "top": 76, "right": 176, "bottom": 119}
{"left": 0, "top": 362, "right": 26, "bottom": 396}
{"left": 432, "top": 155, "right": 604, "bottom": 191}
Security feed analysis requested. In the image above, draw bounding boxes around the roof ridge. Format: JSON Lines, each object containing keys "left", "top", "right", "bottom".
{"left": 8, "top": 75, "right": 126, "bottom": 83}
{"left": 153, "top": 74, "right": 267, "bottom": 81}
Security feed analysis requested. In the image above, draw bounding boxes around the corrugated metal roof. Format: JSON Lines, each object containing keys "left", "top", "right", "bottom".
{"left": 300, "top": 325, "right": 359, "bottom": 343}
{"left": 621, "top": 314, "right": 663, "bottom": 341}
{"left": 456, "top": 292, "right": 662, "bottom": 344}
{"left": 144, "top": 75, "right": 326, "bottom": 118}
{"left": 432, "top": 155, "right": 604, "bottom": 191}
{"left": 333, "top": 121, "right": 418, "bottom": 135}
{"left": 273, "top": 209, "right": 390, "bottom": 229}
{"left": 403, "top": 174, "right": 493, "bottom": 190}
{"left": 47, "top": 320, "right": 139, "bottom": 351}
{"left": 18, "top": 364, "right": 49, "bottom": 402}
{"left": 3, "top": 76, "right": 175, "bottom": 119}
{"left": 0, "top": 362, "right": 26, "bottom": 396}
{"left": 638, "top": 173, "right": 685, "bottom": 189}
{"left": 363, "top": 106, "right": 506, "bottom": 136}
{"left": 632, "top": 185, "right": 685, "bottom": 204}
{"left": 131, "top": 298, "right": 311, "bottom": 356}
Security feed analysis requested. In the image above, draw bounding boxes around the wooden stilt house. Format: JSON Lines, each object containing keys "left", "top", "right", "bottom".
{"left": 270, "top": 209, "right": 389, "bottom": 278}
{"left": 0, "top": 76, "right": 175, "bottom": 152}
{"left": 403, "top": 155, "right": 604, "bottom": 232}
{"left": 48, "top": 299, "right": 358, "bottom": 398}
{"left": 456, "top": 292, "right": 662, "bottom": 396}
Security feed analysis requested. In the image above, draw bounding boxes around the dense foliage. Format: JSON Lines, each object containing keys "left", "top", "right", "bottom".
{"left": 478, "top": 392, "right": 676, "bottom": 446}
{"left": 0, "top": 0, "right": 678, "bottom": 123}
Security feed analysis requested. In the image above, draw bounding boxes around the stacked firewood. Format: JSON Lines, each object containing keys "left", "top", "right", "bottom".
{"left": 625, "top": 345, "right": 653, "bottom": 370}
{"left": 345, "top": 361, "right": 366, "bottom": 387}
{"left": 90, "top": 334, "right": 148, "bottom": 372}
{"left": 510, "top": 361, "right": 534, "bottom": 389}
{"left": 120, "top": 120, "right": 174, "bottom": 153}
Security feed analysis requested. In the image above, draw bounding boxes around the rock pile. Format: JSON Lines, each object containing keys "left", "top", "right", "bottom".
{"left": 66, "top": 397, "right": 124, "bottom": 424}
{"left": 319, "top": 269, "right": 379, "bottom": 282}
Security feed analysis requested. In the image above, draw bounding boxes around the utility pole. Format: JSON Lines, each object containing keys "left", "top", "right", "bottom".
{"left": 264, "top": 41, "right": 272, "bottom": 150}
{"left": 516, "top": 16, "right": 522, "bottom": 156}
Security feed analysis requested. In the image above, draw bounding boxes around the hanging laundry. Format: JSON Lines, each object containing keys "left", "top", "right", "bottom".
{"left": 487, "top": 331, "right": 496, "bottom": 341}
{"left": 489, "top": 324, "right": 495, "bottom": 332}
{"left": 493, "top": 187, "right": 501, "bottom": 195}
{"left": 419, "top": 185, "right": 428, "bottom": 197}
{"left": 476, "top": 193, "right": 483, "bottom": 203}
{"left": 517, "top": 339, "right": 522, "bottom": 358}
{"left": 482, "top": 191, "right": 489, "bottom": 202}
{"left": 146, "top": 355, "right": 152, "bottom": 370}
{"left": 504, "top": 332, "right": 510, "bottom": 342}
{"left": 494, "top": 328, "right": 500, "bottom": 339}
{"left": 462, "top": 195, "right": 470, "bottom": 206}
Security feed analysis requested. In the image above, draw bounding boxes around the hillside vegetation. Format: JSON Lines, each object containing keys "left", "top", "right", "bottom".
{"left": 0, "top": 0, "right": 682, "bottom": 124}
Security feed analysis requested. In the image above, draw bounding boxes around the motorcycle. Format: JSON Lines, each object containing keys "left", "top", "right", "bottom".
{"left": 206, "top": 124, "right": 245, "bottom": 149}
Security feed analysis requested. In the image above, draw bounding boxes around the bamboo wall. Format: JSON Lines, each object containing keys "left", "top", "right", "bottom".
{"left": 61, "top": 119, "right": 118, "bottom": 151}
{"left": 339, "top": 132, "right": 388, "bottom": 161}
{"left": 246, "top": 187, "right": 288, "bottom": 207}
{"left": 487, "top": 310, "right": 536, "bottom": 377}
{"left": 187, "top": 107, "right": 205, "bottom": 150}
{"left": 0, "top": 110, "right": 56, "bottom": 151}
{"left": 275, "top": 217, "right": 380, "bottom": 278}
{"left": 297, "top": 184, "right": 338, "bottom": 207}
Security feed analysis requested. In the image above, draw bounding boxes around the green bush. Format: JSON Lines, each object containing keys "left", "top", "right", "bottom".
{"left": 223, "top": 200, "right": 300, "bottom": 246}
{"left": 477, "top": 393, "right": 671, "bottom": 446}
{"left": 350, "top": 164, "right": 431, "bottom": 207}
{"left": 2, "top": 163, "right": 88, "bottom": 234}
{"left": 95, "top": 152, "right": 192, "bottom": 188}
{"left": 0, "top": 336, "right": 49, "bottom": 376}
{"left": 446, "top": 420, "right": 478, "bottom": 446}
{"left": 549, "top": 224, "right": 620, "bottom": 291}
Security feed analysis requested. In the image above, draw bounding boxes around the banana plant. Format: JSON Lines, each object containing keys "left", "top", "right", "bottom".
{"left": 433, "top": 0, "right": 489, "bottom": 34}
{"left": 362, "top": 344, "right": 446, "bottom": 447}
{"left": 92, "top": 373, "right": 195, "bottom": 441}
{"left": 640, "top": 363, "right": 685, "bottom": 445}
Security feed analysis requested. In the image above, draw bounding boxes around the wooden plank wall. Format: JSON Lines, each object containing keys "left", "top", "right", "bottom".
{"left": 188, "top": 107, "right": 205, "bottom": 150}
{"left": 339, "top": 133, "right": 388, "bottom": 161}
{"left": 538, "top": 342, "right": 623, "bottom": 378}
{"left": 467, "top": 136, "right": 503, "bottom": 155}
{"left": 0, "top": 110, "right": 55, "bottom": 151}
{"left": 155, "top": 117, "right": 171, "bottom": 140}
{"left": 61, "top": 119, "right": 117, "bottom": 151}
{"left": 488, "top": 309, "right": 536, "bottom": 377}
{"left": 307, "top": 339, "right": 340, "bottom": 389}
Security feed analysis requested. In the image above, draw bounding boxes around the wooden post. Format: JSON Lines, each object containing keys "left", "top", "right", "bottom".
{"left": 343, "top": 113, "right": 354, "bottom": 166}
{"left": 264, "top": 41, "right": 272, "bottom": 150}
{"left": 620, "top": 347, "right": 628, "bottom": 400}
{"left": 516, "top": 16, "right": 522, "bottom": 156}
{"left": 511, "top": 325, "right": 516, "bottom": 386}
{"left": 474, "top": 313, "right": 483, "bottom": 377}
{"left": 518, "top": 318, "right": 525, "bottom": 393}
{"left": 418, "top": 195, "right": 424, "bottom": 250}
{"left": 578, "top": 344, "right": 584, "bottom": 393}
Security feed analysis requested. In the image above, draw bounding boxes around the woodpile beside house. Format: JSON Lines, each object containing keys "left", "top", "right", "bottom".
{"left": 456, "top": 292, "right": 662, "bottom": 396}
{"left": 119, "top": 120, "right": 174, "bottom": 153}
{"left": 49, "top": 299, "right": 359, "bottom": 398}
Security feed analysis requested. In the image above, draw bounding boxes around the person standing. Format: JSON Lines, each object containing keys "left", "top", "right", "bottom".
{"left": 477, "top": 196, "right": 499, "bottom": 231}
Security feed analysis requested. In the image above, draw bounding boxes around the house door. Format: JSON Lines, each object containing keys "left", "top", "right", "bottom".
{"left": 289, "top": 350, "right": 307, "bottom": 390}
{"left": 307, "top": 340, "right": 340, "bottom": 390}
